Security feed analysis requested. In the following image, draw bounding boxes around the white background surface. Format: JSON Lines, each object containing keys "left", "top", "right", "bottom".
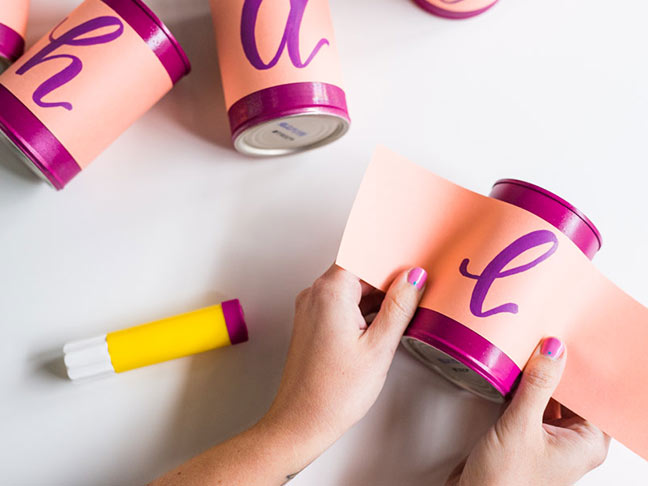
{"left": 1, "top": 0, "right": 648, "bottom": 484}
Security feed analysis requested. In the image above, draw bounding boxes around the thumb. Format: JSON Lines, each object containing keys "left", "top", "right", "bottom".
{"left": 365, "top": 267, "right": 427, "bottom": 352}
{"left": 504, "top": 337, "right": 566, "bottom": 429}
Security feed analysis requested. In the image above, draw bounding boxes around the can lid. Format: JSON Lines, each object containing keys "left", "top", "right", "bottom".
{"left": 229, "top": 82, "right": 350, "bottom": 156}
{"left": 222, "top": 299, "right": 249, "bottom": 345}
{"left": 490, "top": 179, "right": 602, "bottom": 259}
{"left": 102, "top": 0, "right": 191, "bottom": 84}
{"left": 63, "top": 335, "right": 116, "bottom": 381}
{"left": 413, "top": 0, "right": 499, "bottom": 19}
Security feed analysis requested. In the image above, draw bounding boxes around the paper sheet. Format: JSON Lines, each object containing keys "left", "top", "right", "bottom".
{"left": 337, "top": 146, "right": 648, "bottom": 460}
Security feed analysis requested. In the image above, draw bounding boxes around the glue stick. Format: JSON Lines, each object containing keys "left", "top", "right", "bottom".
{"left": 63, "top": 300, "right": 248, "bottom": 381}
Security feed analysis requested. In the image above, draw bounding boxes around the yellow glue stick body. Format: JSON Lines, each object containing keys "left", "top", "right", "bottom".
{"left": 63, "top": 300, "right": 247, "bottom": 381}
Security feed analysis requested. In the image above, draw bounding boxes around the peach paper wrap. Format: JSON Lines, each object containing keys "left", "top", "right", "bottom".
{"left": 337, "top": 146, "right": 648, "bottom": 460}
{"left": 2, "top": 0, "right": 29, "bottom": 35}
{"left": 211, "top": 0, "right": 344, "bottom": 109}
{"left": 0, "top": 0, "right": 172, "bottom": 168}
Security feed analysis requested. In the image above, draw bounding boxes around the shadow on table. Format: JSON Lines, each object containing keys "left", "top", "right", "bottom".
{"left": 338, "top": 350, "right": 502, "bottom": 486}
{"left": 154, "top": 13, "right": 233, "bottom": 151}
{"left": 33, "top": 348, "right": 69, "bottom": 381}
{"left": 142, "top": 160, "right": 342, "bottom": 481}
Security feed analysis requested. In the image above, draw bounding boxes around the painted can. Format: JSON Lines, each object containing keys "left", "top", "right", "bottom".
{"left": 413, "top": 0, "right": 498, "bottom": 19}
{"left": 0, "top": 0, "right": 29, "bottom": 72}
{"left": 211, "top": 0, "right": 350, "bottom": 156}
{"left": 0, "top": 0, "right": 190, "bottom": 190}
{"left": 401, "top": 179, "right": 602, "bottom": 402}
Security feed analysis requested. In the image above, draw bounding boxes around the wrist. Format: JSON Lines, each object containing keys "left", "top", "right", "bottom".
{"left": 255, "top": 405, "right": 339, "bottom": 476}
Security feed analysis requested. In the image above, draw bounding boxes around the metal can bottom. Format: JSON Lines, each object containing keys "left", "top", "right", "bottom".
{"left": 228, "top": 82, "right": 350, "bottom": 157}
{"left": 402, "top": 336, "right": 505, "bottom": 402}
{"left": 233, "top": 112, "right": 350, "bottom": 157}
{"left": 402, "top": 308, "right": 521, "bottom": 403}
{"left": 0, "top": 57, "right": 10, "bottom": 74}
{"left": 0, "top": 127, "right": 56, "bottom": 189}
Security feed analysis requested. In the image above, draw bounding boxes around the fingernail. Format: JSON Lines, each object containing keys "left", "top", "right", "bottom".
{"left": 407, "top": 267, "right": 427, "bottom": 290}
{"left": 540, "top": 337, "right": 564, "bottom": 360}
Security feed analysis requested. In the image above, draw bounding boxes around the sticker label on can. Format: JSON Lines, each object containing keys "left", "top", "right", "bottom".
{"left": 212, "top": 0, "right": 344, "bottom": 109}
{"left": 0, "top": 0, "right": 172, "bottom": 168}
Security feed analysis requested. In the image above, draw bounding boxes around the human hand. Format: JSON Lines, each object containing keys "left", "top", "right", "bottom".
{"left": 261, "top": 264, "right": 427, "bottom": 471}
{"left": 446, "top": 338, "right": 610, "bottom": 486}
{"left": 150, "top": 264, "right": 427, "bottom": 486}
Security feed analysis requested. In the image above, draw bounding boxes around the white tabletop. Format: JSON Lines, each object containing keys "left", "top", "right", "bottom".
{"left": 2, "top": 0, "right": 647, "bottom": 484}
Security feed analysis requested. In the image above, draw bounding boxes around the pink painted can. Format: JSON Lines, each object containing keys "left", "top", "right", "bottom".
{"left": 0, "top": 0, "right": 29, "bottom": 71}
{"left": 211, "top": 0, "right": 350, "bottom": 156}
{"left": 0, "top": 0, "right": 190, "bottom": 190}
{"left": 413, "top": 0, "right": 498, "bottom": 19}
{"left": 401, "top": 180, "right": 602, "bottom": 402}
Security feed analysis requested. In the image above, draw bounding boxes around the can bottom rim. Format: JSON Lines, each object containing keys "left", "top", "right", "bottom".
{"left": 412, "top": 0, "right": 498, "bottom": 19}
{"left": 0, "top": 122, "right": 56, "bottom": 189}
{"left": 233, "top": 111, "right": 350, "bottom": 157}
{"left": 402, "top": 336, "right": 506, "bottom": 403}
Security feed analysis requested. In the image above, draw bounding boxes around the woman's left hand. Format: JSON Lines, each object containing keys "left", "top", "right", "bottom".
{"left": 265, "top": 264, "right": 427, "bottom": 464}
{"left": 151, "top": 264, "right": 427, "bottom": 485}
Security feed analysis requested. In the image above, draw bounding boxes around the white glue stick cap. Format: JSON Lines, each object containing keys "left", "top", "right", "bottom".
{"left": 63, "top": 335, "right": 116, "bottom": 381}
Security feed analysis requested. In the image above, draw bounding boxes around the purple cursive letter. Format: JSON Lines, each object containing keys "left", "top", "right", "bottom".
{"left": 16, "top": 16, "right": 124, "bottom": 111}
{"left": 459, "top": 230, "right": 559, "bottom": 318}
{"left": 240, "top": 0, "right": 329, "bottom": 70}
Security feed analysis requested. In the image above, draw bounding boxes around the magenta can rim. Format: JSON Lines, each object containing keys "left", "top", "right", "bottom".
{"left": 491, "top": 179, "right": 602, "bottom": 259}
{"left": 102, "top": 0, "right": 191, "bottom": 84}
{"left": 412, "top": 0, "right": 498, "bottom": 19}
{"left": 0, "top": 85, "right": 80, "bottom": 190}
{"left": 404, "top": 309, "right": 521, "bottom": 398}
{"left": 228, "top": 82, "right": 351, "bottom": 154}
{"left": 0, "top": 22, "right": 25, "bottom": 63}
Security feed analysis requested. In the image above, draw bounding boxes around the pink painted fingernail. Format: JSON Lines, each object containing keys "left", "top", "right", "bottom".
{"left": 407, "top": 267, "right": 428, "bottom": 290}
{"left": 540, "top": 337, "right": 564, "bottom": 360}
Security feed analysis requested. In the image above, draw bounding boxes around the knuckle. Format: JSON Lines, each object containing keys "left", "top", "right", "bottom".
{"left": 382, "top": 292, "right": 412, "bottom": 322}
{"left": 493, "top": 414, "right": 520, "bottom": 446}
{"left": 311, "top": 277, "right": 334, "bottom": 297}
{"left": 588, "top": 439, "right": 609, "bottom": 469}
{"left": 523, "top": 364, "right": 555, "bottom": 390}
{"left": 295, "top": 288, "right": 310, "bottom": 308}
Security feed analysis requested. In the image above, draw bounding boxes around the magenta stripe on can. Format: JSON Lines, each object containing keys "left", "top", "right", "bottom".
{"left": 405, "top": 308, "right": 521, "bottom": 397}
{"left": 0, "top": 84, "right": 80, "bottom": 190}
{"left": 413, "top": 0, "right": 498, "bottom": 19}
{"left": 490, "top": 179, "right": 602, "bottom": 259}
{"left": 101, "top": 0, "right": 191, "bottom": 84}
{"left": 0, "top": 22, "right": 24, "bottom": 63}
{"left": 228, "top": 82, "right": 350, "bottom": 141}
{"left": 221, "top": 299, "right": 249, "bottom": 346}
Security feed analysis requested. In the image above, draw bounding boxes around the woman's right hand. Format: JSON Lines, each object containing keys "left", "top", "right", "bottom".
{"left": 446, "top": 338, "right": 610, "bottom": 486}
